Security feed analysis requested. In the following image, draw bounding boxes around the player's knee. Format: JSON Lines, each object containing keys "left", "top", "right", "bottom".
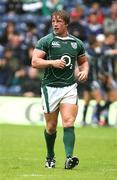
{"left": 46, "top": 123, "right": 57, "bottom": 134}
{"left": 63, "top": 118, "right": 74, "bottom": 127}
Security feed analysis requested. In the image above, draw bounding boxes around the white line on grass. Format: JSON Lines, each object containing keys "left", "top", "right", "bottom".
{"left": 21, "top": 174, "right": 44, "bottom": 177}
{"left": 20, "top": 174, "right": 58, "bottom": 177}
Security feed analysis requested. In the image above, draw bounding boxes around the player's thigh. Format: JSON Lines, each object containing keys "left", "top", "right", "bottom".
{"left": 60, "top": 103, "right": 78, "bottom": 127}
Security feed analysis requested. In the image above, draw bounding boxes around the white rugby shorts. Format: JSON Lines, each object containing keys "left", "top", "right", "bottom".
{"left": 41, "top": 83, "right": 78, "bottom": 113}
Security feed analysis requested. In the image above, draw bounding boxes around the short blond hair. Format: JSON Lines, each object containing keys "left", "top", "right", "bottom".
{"left": 51, "top": 10, "right": 70, "bottom": 25}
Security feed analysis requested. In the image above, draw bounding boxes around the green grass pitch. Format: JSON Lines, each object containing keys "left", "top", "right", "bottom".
{"left": 0, "top": 124, "right": 117, "bottom": 180}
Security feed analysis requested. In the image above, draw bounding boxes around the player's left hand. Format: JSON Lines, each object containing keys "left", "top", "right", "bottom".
{"left": 77, "top": 71, "right": 88, "bottom": 82}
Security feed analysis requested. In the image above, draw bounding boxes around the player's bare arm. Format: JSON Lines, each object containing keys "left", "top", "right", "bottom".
{"left": 32, "top": 49, "right": 66, "bottom": 69}
{"left": 76, "top": 55, "right": 89, "bottom": 82}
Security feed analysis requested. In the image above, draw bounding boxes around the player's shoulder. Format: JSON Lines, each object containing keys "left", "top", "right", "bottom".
{"left": 36, "top": 33, "right": 54, "bottom": 47}
{"left": 69, "top": 34, "right": 85, "bottom": 50}
{"left": 40, "top": 33, "right": 54, "bottom": 42}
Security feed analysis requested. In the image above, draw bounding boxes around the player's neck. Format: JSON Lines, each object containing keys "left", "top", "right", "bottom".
{"left": 60, "top": 31, "right": 69, "bottom": 37}
{"left": 54, "top": 31, "right": 69, "bottom": 38}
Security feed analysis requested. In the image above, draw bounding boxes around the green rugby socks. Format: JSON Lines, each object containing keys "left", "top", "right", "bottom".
{"left": 63, "top": 127, "right": 75, "bottom": 158}
{"left": 44, "top": 130, "right": 56, "bottom": 158}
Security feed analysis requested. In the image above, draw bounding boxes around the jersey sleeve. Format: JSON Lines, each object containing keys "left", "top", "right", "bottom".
{"left": 35, "top": 37, "right": 48, "bottom": 53}
{"left": 77, "top": 39, "right": 86, "bottom": 57}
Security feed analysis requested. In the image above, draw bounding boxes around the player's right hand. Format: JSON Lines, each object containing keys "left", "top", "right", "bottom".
{"left": 52, "top": 59, "right": 66, "bottom": 69}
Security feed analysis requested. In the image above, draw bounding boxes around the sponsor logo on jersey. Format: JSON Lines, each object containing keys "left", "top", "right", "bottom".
{"left": 61, "top": 55, "right": 71, "bottom": 66}
{"left": 52, "top": 41, "right": 61, "bottom": 48}
{"left": 71, "top": 42, "right": 77, "bottom": 49}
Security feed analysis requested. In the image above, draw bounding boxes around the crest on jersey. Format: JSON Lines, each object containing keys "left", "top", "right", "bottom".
{"left": 71, "top": 42, "right": 77, "bottom": 49}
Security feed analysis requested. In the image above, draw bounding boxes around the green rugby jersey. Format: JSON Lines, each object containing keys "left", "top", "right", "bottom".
{"left": 35, "top": 33, "right": 85, "bottom": 87}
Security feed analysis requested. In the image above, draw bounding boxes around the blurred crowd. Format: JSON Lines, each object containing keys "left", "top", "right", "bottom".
{"left": 0, "top": 0, "right": 117, "bottom": 125}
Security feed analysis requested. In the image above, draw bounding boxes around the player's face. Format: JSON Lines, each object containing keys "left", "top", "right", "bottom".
{"left": 52, "top": 15, "right": 68, "bottom": 37}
